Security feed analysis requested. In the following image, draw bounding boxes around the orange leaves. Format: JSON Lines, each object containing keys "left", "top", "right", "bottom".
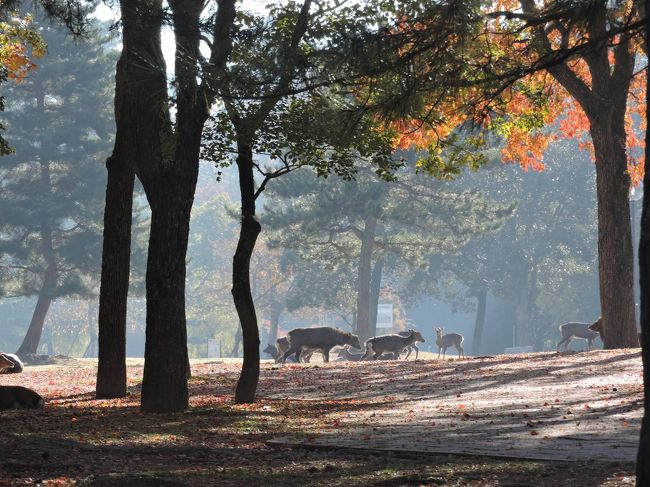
{"left": 0, "top": 13, "right": 46, "bottom": 81}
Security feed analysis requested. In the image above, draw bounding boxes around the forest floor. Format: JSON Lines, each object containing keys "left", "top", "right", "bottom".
{"left": 0, "top": 349, "right": 642, "bottom": 486}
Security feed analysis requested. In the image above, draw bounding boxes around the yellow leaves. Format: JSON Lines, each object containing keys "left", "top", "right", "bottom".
{"left": 0, "top": 12, "right": 46, "bottom": 81}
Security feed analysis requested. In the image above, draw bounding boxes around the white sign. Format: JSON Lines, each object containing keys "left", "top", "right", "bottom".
{"left": 376, "top": 303, "right": 393, "bottom": 329}
{"left": 207, "top": 339, "right": 221, "bottom": 358}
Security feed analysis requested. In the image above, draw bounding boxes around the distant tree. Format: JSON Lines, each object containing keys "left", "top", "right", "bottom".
{"left": 264, "top": 162, "right": 512, "bottom": 341}
{"left": 402, "top": 139, "right": 600, "bottom": 354}
{"left": 0, "top": 20, "right": 115, "bottom": 357}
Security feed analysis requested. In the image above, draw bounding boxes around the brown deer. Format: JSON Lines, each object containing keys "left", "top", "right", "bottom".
{"left": 435, "top": 327, "right": 464, "bottom": 359}
{"left": 0, "top": 386, "right": 44, "bottom": 409}
{"left": 361, "top": 330, "right": 425, "bottom": 360}
{"left": 557, "top": 317, "right": 602, "bottom": 352}
{"left": 279, "top": 327, "right": 362, "bottom": 363}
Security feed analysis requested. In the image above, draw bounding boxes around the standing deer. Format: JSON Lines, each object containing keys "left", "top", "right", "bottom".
{"left": 279, "top": 327, "right": 362, "bottom": 363}
{"left": 556, "top": 317, "right": 602, "bottom": 352}
{"left": 397, "top": 330, "right": 425, "bottom": 359}
{"left": 435, "top": 327, "right": 464, "bottom": 359}
{"left": 361, "top": 330, "right": 425, "bottom": 360}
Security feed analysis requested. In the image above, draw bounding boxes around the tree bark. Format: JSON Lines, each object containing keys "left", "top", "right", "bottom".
{"left": 355, "top": 214, "right": 378, "bottom": 341}
{"left": 636, "top": 3, "right": 650, "bottom": 481}
{"left": 96, "top": 153, "right": 134, "bottom": 398}
{"left": 233, "top": 143, "right": 262, "bottom": 404}
{"left": 591, "top": 120, "right": 639, "bottom": 348}
{"left": 471, "top": 289, "right": 487, "bottom": 356}
{"left": 141, "top": 193, "right": 195, "bottom": 412}
{"left": 369, "top": 258, "right": 384, "bottom": 338}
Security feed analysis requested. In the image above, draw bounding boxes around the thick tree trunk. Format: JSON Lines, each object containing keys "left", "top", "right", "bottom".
{"left": 233, "top": 143, "right": 262, "bottom": 404}
{"left": 355, "top": 214, "right": 378, "bottom": 341}
{"left": 471, "top": 289, "right": 487, "bottom": 356}
{"left": 96, "top": 153, "right": 134, "bottom": 398}
{"left": 591, "top": 121, "right": 638, "bottom": 349}
{"left": 141, "top": 194, "right": 194, "bottom": 412}
{"left": 636, "top": 5, "right": 650, "bottom": 482}
{"left": 369, "top": 258, "right": 384, "bottom": 338}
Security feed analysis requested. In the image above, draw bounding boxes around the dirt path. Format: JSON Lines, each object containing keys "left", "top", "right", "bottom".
{"left": 254, "top": 350, "right": 643, "bottom": 462}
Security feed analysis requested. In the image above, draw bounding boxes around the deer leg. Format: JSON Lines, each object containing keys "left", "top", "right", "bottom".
{"left": 361, "top": 344, "right": 372, "bottom": 361}
{"left": 323, "top": 349, "right": 330, "bottom": 363}
{"left": 413, "top": 344, "right": 419, "bottom": 360}
{"left": 564, "top": 337, "right": 573, "bottom": 351}
{"left": 556, "top": 338, "right": 568, "bottom": 352}
{"left": 280, "top": 347, "right": 297, "bottom": 363}
{"left": 587, "top": 338, "right": 593, "bottom": 351}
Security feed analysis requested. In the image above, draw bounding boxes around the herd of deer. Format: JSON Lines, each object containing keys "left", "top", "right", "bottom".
{"left": 264, "top": 326, "right": 465, "bottom": 363}
{"left": 265, "top": 317, "right": 605, "bottom": 364}
{"left": 0, "top": 317, "right": 604, "bottom": 410}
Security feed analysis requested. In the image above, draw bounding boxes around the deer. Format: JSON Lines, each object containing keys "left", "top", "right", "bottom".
{"left": 397, "top": 330, "right": 425, "bottom": 360}
{"left": 0, "top": 353, "right": 24, "bottom": 374}
{"left": 0, "top": 386, "right": 44, "bottom": 410}
{"left": 274, "top": 336, "right": 314, "bottom": 363}
{"left": 557, "top": 317, "right": 602, "bottom": 352}
{"left": 361, "top": 330, "right": 425, "bottom": 360}
{"left": 435, "top": 327, "right": 464, "bottom": 359}
{"left": 0, "top": 354, "right": 15, "bottom": 373}
{"left": 278, "top": 327, "right": 362, "bottom": 363}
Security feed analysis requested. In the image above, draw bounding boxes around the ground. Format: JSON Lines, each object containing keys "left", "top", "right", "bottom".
{"left": 0, "top": 350, "right": 641, "bottom": 486}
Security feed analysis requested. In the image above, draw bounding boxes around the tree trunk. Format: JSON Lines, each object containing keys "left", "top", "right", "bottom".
{"left": 591, "top": 120, "right": 638, "bottom": 349}
{"left": 268, "top": 301, "right": 282, "bottom": 345}
{"left": 16, "top": 275, "right": 55, "bottom": 357}
{"left": 17, "top": 160, "right": 58, "bottom": 357}
{"left": 636, "top": 6, "right": 650, "bottom": 481}
{"left": 96, "top": 153, "right": 134, "bottom": 398}
{"left": 141, "top": 192, "right": 194, "bottom": 413}
{"left": 355, "top": 214, "right": 378, "bottom": 341}
{"left": 231, "top": 325, "right": 242, "bottom": 357}
{"left": 96, "top": 0, "right": 159, "bottom": 399}
{"left": 369, "top": 258, "right": 384, "bottom": 338}
{"left": 233, "top": 143, "right": 262, "bottom": 404}
{"left": 471, "top": 289, "right": 487, "bottom": 356}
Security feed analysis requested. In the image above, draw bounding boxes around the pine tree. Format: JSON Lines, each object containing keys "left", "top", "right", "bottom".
{"left": 0, "top": 19, "right": 116, "bottom": 357}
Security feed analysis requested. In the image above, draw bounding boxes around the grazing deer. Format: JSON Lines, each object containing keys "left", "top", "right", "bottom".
{"left": 263, "top": 344, "right": 279, "bottom": 359}
{"left": 361, "top": 330, "right": 425, "bottom": 360}
{"left": 0, "top": 386, "right": 44, "bottom": 409}
{"left": 336, "top": 346, "right": 364, "bottom": 361}
{"left": 0, "top": 354, "right": 15, "bottom": 373}
{"left": 279, "top": 327, "right": 362, "bottom": 363}
{"left": 435, "top": 327, "right": 464, "bottom": 359}
{"left": 557, "top": 318, "right": 602, "bottom": 352}
{"left": 274, "top": 337, "right": 312, "bottom": 363}
{"left": 0, "top": 353, "right": 24, "bottom": 374}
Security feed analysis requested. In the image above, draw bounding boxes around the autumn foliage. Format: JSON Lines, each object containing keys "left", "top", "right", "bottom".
{"left": 386, "top": 0, "right": 646, "bottom": 185}
{"left": 0, "top": 12, "right": 46, "bottom": 80}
